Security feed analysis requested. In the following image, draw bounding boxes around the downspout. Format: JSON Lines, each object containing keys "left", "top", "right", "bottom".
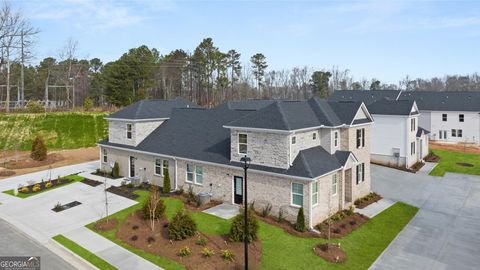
{"left": 174, "top": 158, "right": 178, "bottom": 190}
{"left": 309, "top": 181, "right": 313, "bottom": 229}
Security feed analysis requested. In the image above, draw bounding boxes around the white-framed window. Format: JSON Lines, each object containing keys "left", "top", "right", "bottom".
{"left": 186, "top": 163, "right": 194, "bottom": 183}
{"left": 459, "top": 114, "right": 464, "bottom": 122}
{"left": 356, "top": 163, "right": 365, "bottom": 184}
{"left": 238, "top": 133, "right": 247, "bottom": 154}
{"left": 195, "top": 166, "right": 203, "bottom": 184}
{"left": 292, "top": 136, "right": 296, "bottom": 144}
{"left": 313, "top": 132, "right": 317, "bottom": 140}
{"left": 162, "top": 160, "right": 169, "bottom": 176}
{"left": 442, "top": 114, "right": 447, "bottom": 122}
{"left": 356, "top": 128, "right": 365, "bottom": 148}
{"left": 311, "top": 181, "right": 318, "bottom": 205}
{"left": 102, "top": 149, "right": 107, "bottom": 163}
{"left": 291, "top": 183, "right": 304, "bottom": 207}
{"left": 451, "top": 129, "right": 457, "bottom": 137}
{"left": 411, "top": 142, "right": 415, "bottom": 155}
{"left": 154, "top": 158, "right": 162, "bottom": 175}
{"left": 334, "top": 131, "right": 339, "bottom": 147}
{"left": 332, "top": 174, "right": 337, "bottom": 196}
{"left": 126, "top": 124, "right": 132, "bottom": 139}
{"left": 458, "top": 129, "right": 463, "bottom": 137}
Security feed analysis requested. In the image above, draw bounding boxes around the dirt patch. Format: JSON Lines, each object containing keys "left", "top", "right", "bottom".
{"left": 313, "top": 243, "right": 347, "bottom": 263}
{"left": 116, "top": 211, "right": 262, "bottom": 270}
{"left": 424, "top": 152, "right": 441, "bottom": 162}
{"left": 0, "top": 169, "right": 15, "bottom": 177}
{"left": 94, "top": 218, "right": 119, "bottom": 231}
{"left": 430, "top": 141, "right": 480, "bottom": 154}
{"left": 81, "top": 178, "right": 103, "bottom": 187}
{"left": 457, "top": 162, "right": 474, "bottom": 167}
{"left": 316, "top": 214, "right": 369, "bottom": 239}
{"left": 0, "top": 147, "right": 99, "bottom": 179}
{"left": 256, "top": 214, "right": 320, "bottom": 238}
{"left": 4, "top": 153, "right": 64, "bottom": 169}
{"left": 354, "top": 192, "right": 383, "bottom": 209}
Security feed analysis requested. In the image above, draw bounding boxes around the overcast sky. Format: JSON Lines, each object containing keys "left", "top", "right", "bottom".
{"left": 12, "top": 0, "right": 480, "bottom": 84}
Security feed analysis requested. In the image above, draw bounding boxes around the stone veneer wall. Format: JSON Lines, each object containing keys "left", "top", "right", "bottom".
{"left": 310, "top": 170, "right": 343, "bottom": 226}
{"left": 290, "top": 130, "right": 321, "bottom": 163}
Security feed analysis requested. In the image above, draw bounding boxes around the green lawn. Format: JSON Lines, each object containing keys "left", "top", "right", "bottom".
{"left": 53, "top": 234, "right": 117, "bottom": 270}
{"left": 2, "top": 175, "right": 84, "bottom": 199}
{"left": 429, "top": 149, "right": 480, "bottom": 176}
{"left": 0, "top": 112, "right": 107, "bottom": 150}
{"left": 86, "top": 190, "right": 418, "bottom": 270}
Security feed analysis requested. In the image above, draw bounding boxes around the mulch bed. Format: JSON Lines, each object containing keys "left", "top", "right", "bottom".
{"left": 18, "top": 178, "right": 74, "bottom": 194}
{"left": 354, "top": 192, "right": 383, "bottom": 209}
{"left": 52, "top": 201, "right": 82, "bottom": 212}
{"left": 316, "top": 214, "right": 369, "bottom": 239}
{"left": 410, "top": 162, "right": 425, "bottom": 172}
{"left": 91, "top": 170, "right": 123, "bottom": 179}
{"left": 457, "top": 162, "right": 474, "bottom": 167}
{"left": 173, "top": 194, "right": 223, "bottom": 211}
{"left": 256, "top": 214, "right": 320, "bottom": 238}
{"left": 313, "top": 243, "right": 347, "bottom": 263}
{"left": 80, "top": 178, "right": 103, "bottom": 187}
{"left": 4, "top": 153, "right": 64, "bottom": 169}
{"left": 94, "top": 218, "right": 119, "bottom": 231}
{"left": 0, "top": 169, "right": 15, "bottom": 177}
{"left": 424, "top": 153, "right": 440, "bottom": 162}
{"left": 116, "top": 211, "right": 262, "bottom": 270}
{"left": 106, "top": 186, "right": 140, "bottom": 200}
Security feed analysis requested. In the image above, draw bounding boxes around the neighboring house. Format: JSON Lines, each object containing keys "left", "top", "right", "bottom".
{"left": 398, "top": 91, "right": 480, "bottom": 145}
{"left": 98, "top": 97, "right": 374, "bottom": 228}
{"left": 329, "top": 90, "right": 429, "bottom": 168}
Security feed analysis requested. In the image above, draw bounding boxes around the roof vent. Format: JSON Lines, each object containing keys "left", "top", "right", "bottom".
{"left": 187, "top": 105, "right": 190, "bottom": 108}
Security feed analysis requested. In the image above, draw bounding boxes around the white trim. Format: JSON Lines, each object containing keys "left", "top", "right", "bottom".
{"left": 291, "top": 182, "right": 304, "bottom": 207}
{"left": 238, "top": 133, "right": 248, "bottom": 155}
{"left": 349, "top": 102, "right": 374, "bottom": 126}
{"left": 153, "top": 158, "right": 162, "bottom": 176}
{"left": 186, "top": 163, "right": 194, "bottom": 183}
{"left": 332, "top": 174, "right": 338, "bottom": 196}
{"left": 106, "top": 117, "right": 169, "bottom": 122}
{"left": 224, "top": 122, "right": 369, "bottom": 134}
{"left": 311, "top": 181, "right": 318, "bottom": 206}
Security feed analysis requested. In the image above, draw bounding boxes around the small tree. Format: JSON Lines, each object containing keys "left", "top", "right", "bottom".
{"left": 163, "top": 167, "right": 171, "bottom": 194}
{"left": 83, "top": 97, "right": 93, "bottom": 111}
{"left": 143, "top": 185, "right": 165, "bottom": 231}
{"left": 31, "top": 135, "right": 47, "bottom": 161}
{"left": 229, "top": 207, "right": 258, "bottom": 242}
{"left": 295, "top": 207, "right": 306, "bottom": 232}
{"left": 168, "top": 210, "right": 197, "bottom": 240}
{"left": 111, "top": 162, "right": 119, "bottom": 178}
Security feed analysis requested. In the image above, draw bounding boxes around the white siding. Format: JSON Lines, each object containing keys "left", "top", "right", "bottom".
{"left": 424, "top": 111, "right": 480, "bottom": 144}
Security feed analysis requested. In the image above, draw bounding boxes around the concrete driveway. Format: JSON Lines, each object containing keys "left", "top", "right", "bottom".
{"left": 370, "top": 165, "right": 480, "bottom": 270}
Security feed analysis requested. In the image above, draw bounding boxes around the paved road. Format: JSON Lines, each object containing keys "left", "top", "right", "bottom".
{"left": 0, "top": 218, "right": 76, "bottom": 270}
{"left": 370, "top": 165, "right": 480, "bottom": 270}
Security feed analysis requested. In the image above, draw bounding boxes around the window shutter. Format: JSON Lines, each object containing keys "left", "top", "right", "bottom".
{"left": 361, "top": 128, "right": 365, "bottom": 147}
{"left": 362, "top": 163, "right": 365, "bottom": 182}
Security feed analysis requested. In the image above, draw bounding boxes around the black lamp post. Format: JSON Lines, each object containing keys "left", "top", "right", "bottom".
{"left": 240, "top": 155, "right": 251, "bottom": 270}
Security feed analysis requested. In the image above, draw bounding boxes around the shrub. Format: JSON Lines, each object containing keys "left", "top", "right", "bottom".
{"left": 229, "top": 207, "right": 258, "bottom": 242}
{"left": 83, "top": 97, "right": 93, "bottom": 111}
{"left": 45, "top": 181, "right": 53, "bottom": 189}
{"left": 163, "top": 167, "right": 171, "bottom": 193}
{"left": 333, "top": 228, "right": 341, "bottom": 234}
{"left": 201, "top": 247, "right": 215, "bottom": 257}
{"left": 295, "top": 207, "right": 306, "bottom": 232}
{"left": 277, "top": 208, "right": 285, "bottom": 223}
{"left": 132, "top": 225, "right": 139, "bottom": 230}
{"left": 186, "top": 185, "right": 195, "bottom": 204}
{"left": 349, "top": 220, "right": 357, "bottom": 226}
{"left": 31, "top": 135, "right": 47, "bottom": 161}
{"left": 25, "top": 101, "right": 44, "bottom": 113}
{"left": 168, "top": 211, "right": 197, "bottom": 240}
{"left": 178, "top": 246, "right": 191, "bottom": 257}
{"left": 221, "top": 249, "right": 235, "bottom": 262}
{"left": 53, "top": 202, "right": 63, "bottom": 211}
{"left": 196, "top": 237, "right": 208, "bottom": 246}
{"left": 111, "top": 162, "right": 120, "bottom": 178}
{"left": 147, "top": 236, "right": 155, "bottom": 244}
{"left": 261, "top": 203, "right": 272, "bottom": 217}
{"left": 32, "top": 184, "right": 41, "bottom": 193}
{"left": 131, "top": 235, "right": 138, "bottom": 241}
{"left": 345, "top": 206, "right": 354, "bottom": 216}
{"left": 19, "top": 186, "right": 29, "bottom": 193}
{"left": 142, "top": 190, "right": 166, "bottom": 220}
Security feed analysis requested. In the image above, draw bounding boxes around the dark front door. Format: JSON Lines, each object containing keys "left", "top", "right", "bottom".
{"left": 129, "top": 156, "right": 135, "bottom": 177}
{"left": 233, "top": 176, "right": 243, "bottom": 204}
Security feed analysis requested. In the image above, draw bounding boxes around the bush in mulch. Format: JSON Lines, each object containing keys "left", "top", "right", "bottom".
{"left": 168, "top": 211, "right": 197, "bottom": 240}
{"left": 315, "top": 213, "right": 369, "bottom": 239}
{"left": 18, "top": 178, "right": 74, "bottom": 194}
{"left": 92, "top": 168, "right": 123, "bottom": 179}
{"left": 94, "top": 218, "right": 118, "bottom": 231}
{"left": 354, "top": 192, "right": 382, "bottom": 209}
{"left": 313, "top": 243, "right": 347, "bottom": 263}
{"left": 410, "top": 162, "right": 425, "bottom": 172}
{"left": 230, "top": 207, "right": 259, "bottom": 243}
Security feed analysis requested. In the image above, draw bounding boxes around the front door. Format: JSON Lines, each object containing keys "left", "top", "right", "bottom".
{"left": 129, "top": 156, "right": 136, "bottom": 177}
{"left": 233, "top": 176, "right": 243, "bottom": 204}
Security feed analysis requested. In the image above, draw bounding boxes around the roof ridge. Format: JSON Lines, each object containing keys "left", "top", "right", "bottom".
{"left": 298, "top": 151, "right": 313, "bottom": 178}
{"left": 275, "top": 101, "right": 291, "bottom": 130}
{"left": 135, "top": 100, "right": 144, "bottom": 119}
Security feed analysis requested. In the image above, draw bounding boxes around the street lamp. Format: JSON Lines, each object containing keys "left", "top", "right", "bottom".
{"left": 240, "top": 155, "right": 251, "bottom": 270}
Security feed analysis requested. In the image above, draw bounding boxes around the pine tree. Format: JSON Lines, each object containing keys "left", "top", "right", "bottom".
{"left": 31, "top": 135, "right": 47, "bottom": 161}
{"left": 295, "top": 207, "right": 306, "bottom": 232}
{"left": 163, "top": 167, "right": 171, "bottom": 193}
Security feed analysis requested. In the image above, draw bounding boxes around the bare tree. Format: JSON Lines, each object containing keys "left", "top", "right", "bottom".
{"left": 147, "top": 185, "right": 162, "bottom": 231}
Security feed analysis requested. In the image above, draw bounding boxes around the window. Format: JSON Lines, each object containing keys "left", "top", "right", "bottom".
{"left": 459, "top": 114, "right": 464, "bottom": 122}
{"left": 186, "top": 164, "right": 194, "bottom": 182}
{"left": 102, "top": 149, "right": 107, "bottom": 163}
{"left": 451, "top": 129, "right": 457, "bottom": 137}
{"left": 195, "top": 166, "right": 203, "bottom": 184}
{"left": 458, "top": 129, "right": 463, "bottom": 137}
{"left": 126, "top": 124, "right": 132, "bottom": 139}
{"left": 442, "top": 114, "right": 447, "bottom": 122}
{"left": 291, "top": 183, "right": 304, "bottom": 207}
{"left": 311, "top": 182, "right": 318, "bottom": 205}
{"left": 162, "top": 160, "right": 169, "bottom": 176}
{"left": 411, "top": 142, "right": 415, "bottom": 155}
{"left": 292, "top": 136, "right": 296, "bottom": 144}
{"left": 334, "top": 131, "right": 339, "bottom": 147}
{"left": 411, "top": 118, "right": 416, "bottom": 131}
{"left": 356, "top": 163, "right": 365, "bottom": 184}
{"left": 356, "top": 128, "right": 365, "bottom": 148}
{"left": 238, "top": 134, "right": 247, "bottom": 154}
{"left": 154, "top": 158, "right": 162, "bottom": 175}
{"left": 313, "top": 132, "right": 317, "bottom": 140}
{"left": 332, "top": 174, "right": 337, "bottom": 196}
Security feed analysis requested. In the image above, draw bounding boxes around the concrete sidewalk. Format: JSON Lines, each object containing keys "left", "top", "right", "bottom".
{"left": 355, "top": 198, "right": 396, "bottom": 218}
{"left": 63, "top": 227, "right": 161, "bottom": 270}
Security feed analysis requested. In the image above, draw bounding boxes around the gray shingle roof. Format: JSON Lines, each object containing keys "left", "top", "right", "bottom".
{"left": 367, "top": 99, "right": 417, "bottom": 116}
{"left": 398, "top": 91, "right": 480, "bottom": 112}
{"left": 329, "top": 90, "right": 401, "bottom": 105}
{"left": 334, "top": 150, "right": 355, "bottom": 167}
{"left": 107, "top": 97, "right": 198, "bottom": 120}
{"left": 417, "top": 127, "right": 430, "bottom": 138}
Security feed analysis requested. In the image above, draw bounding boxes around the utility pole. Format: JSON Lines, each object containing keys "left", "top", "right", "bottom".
{"left": 6, "top": 51, "right": 10, "bottom": 113}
